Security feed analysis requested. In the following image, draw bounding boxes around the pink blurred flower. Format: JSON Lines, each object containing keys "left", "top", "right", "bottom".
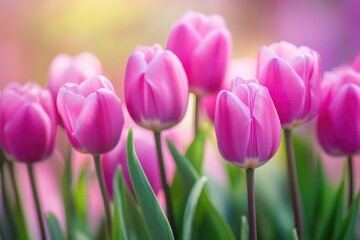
{"left": 124, "top": 44, "right": 189, "bottom": 132}
{"left": 353, "top": 54, "right": 360, "bottom": 72}
{"left": 317, "top": 66, "right": 360, "bottom": 156}
{"left": 202, "top": 58, "right": 256, "bottom": 122}
{"left": 47, "top": 53, "right": 102, "bottom": 126}
{"left": 0, "top": 82, "right": 57, "bottom": 163}
{"left": 167, "top": 11, "right": 232, "bottom": 96}
{"left": 57, "top": 75, "right": 124, "bottom": 155}
{"left": 215, "top": 78, "right": 281, "bottom": 168}
{"left": 257, "top": 41, "right": 322, "bottom": 128}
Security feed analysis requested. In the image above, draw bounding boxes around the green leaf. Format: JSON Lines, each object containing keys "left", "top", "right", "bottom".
{"left": 292, "top": 229, "right": 299, "bottom": 240}
{"left": 240, "top": 216, "right": 249, "bottom": 240}
{"left": 334, "top": 191, "right": 360, "bottom": 240}
{"left": 185, "top": 129, "right": 206, "bottom": 173}
{"left": 168, "top": 140, "right": 235, "bottom": 240}
{"left": 46, "top": 213, "right": 65, "bottom": 240}
{"left": 73, "top": 163, "right": 90, "bottom": 235}
{"left": 183, "top": 176, "right": 207, "bottom": 240}
{"left": 126, "top": 128, "right": 174, "bottom": 240}
{"left": 112, "top": 168, "right": 128, "bottom": 240}
{"left": 315, "top": 169, "right": 346, "bottom": 240}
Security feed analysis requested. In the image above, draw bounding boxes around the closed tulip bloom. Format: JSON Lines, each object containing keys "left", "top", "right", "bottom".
{"left": 167, "top": 11, "right": 232, "bottom": 96}
{"left": 317, "top": 67, "right": 360, "bottom": 155}
{"left": 57, "top": 75, "right": 124, "bottom": 155}
{"left": 257, "top": 41, "right": 322, "bottom": 128}
{"left": 47, "top": 52, "right": 102, "bottom": 126}
{"left": 102, "top": 128, "right": 161, "bottom": 198}
{"left": 0, "top": 82, "right": 57, "bottom": 163}
{"left": 215, "top": 78, "right": 281, "bottom": 168}
{"left": 124, "top": 44, "right": 189, "bottom": 132}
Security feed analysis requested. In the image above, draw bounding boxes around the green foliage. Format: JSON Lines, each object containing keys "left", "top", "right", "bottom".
{"left": 126, "top": 128, "right": 174, "bottom": 240}
{"left": 46, "top": 213, "right": 65, "bottom": 240}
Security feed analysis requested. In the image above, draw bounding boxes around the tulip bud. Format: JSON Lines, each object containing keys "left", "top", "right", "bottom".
{"left": 124, "top": 44, "right": 189, "bottom": 132}
{"left": 167, "top": 11, "right": 232, "bottom": 96}
{"left": 57, "top": 75, "right": 124, "bottom": 155}
{"left": 215, "top": 78, "right": 281, "bottom": 168}
{"left": 257, "top": 41, "right": 322, "bottom": 128}
{"left": 317, "top": 67, "right": 360, "bottom": 156}
{"left": 0, "top": 82, "right": 57, "bottom": 163}
{"left": 47, "top": 52, "right": 102, "bottom": 126}
{"left": 101, "top": 127, "right": 162, "bottom": 198}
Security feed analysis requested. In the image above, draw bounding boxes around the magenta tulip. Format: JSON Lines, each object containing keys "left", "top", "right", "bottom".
{"left": 0, "top": 82, "right": 57, "bottom": 163}
{"left": 124, "top": 44, "right": 189, "bottom": 132}
{"left": 102, "top": 127, "right": 161, "bottom": 198}
{"left": 167, "top": 11, "right": 232, "bottom": 96}
{"left": 317, "top": 67, "right": 360, "bottom": 156}
{"left": 47, "top": 52, "right": 102, "bottom": 126}
{"left": 257, "top": 41, "right": 322, "bottom": 128}
{"left": 215, "top": 78, "right": 281, "bottom": 168}
{"left": 57, "top": 75, "right": 124, "bottom": 155}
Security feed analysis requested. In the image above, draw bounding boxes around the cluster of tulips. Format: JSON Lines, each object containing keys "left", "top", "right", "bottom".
{"left": 1, "top": 10, "right": 360, "bottom": 240}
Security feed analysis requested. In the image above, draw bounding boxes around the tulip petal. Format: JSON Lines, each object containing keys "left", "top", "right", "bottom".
{"left": 215, "top": 90, "right": 251, "bottom": 166}
{"left": 191, "top": 30, "right": 231, "bottom": 93}
{"left": 259, "top": 58, "right": 305, "bottom": 126}
{"left": 73, "top": 89, "right": 123, "bottom": 154}
{"left": 252, "top": 87, "right": 281, "bottom": 165}
{"left": 4, "top": 103, "right": 52, "bottom": 163}
{"left": 57, "top": 88, "right": 85, "bottom": 135}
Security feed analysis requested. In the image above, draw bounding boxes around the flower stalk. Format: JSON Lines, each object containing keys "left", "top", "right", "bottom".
{"left": 246, "top": 168, "right": 257, "bottom": 240}
{"left": 347, "top": 156, "right": 354, "bottom": 208}
{"left": 284, "top": 128, "right": 304, "bottom": 240}
{"left": 154, "top": 131, "right": 176, "bottom": 237}
{"left": 28, "top": 165, "right": 47, "bottom": 240}
{"left": 94, "top": 155, "right": 112, "bottom": 239}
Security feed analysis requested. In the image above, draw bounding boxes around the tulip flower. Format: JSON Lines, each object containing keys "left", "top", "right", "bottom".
{"left": 215, "top": 77, "right": 281, "bottom": 240}
{"left": 167, "top": 11, "right": 231, "bottom": 134}
{"left": 167, "top": 11, "right": 231, "bottom": 96}
{"left": 125, "top": 44, "right": 188, "bottom": 234}
{"left": 57, "top": 75, "right": 124, "bottom": 239}
{"left": 257, "top": 41, "right": 322, "bottom": 128}
{"left": 102, "top": 127, "right": 161, "bottom": 198}
{"left": 215, "top": 77, "right": 281, "bottom": 168}
{"left": 0, "top": 82, "right": 57, "bottom": 240}
{"left": 257, "top": 41, "right": 322, "bottom": 239}
{"left": 47, "top": 52, "right": 102, "bottom": 126}
{"left": 317, "top": 66, "right": 360, "bottom": 207}
{"left": 57, "top": 75, "right": 124, "bottom": 155}
{"left": 0, "top": 82, "right": 57, "bottom": 163}
{"left": 125, "top": 44, "right": 189, "bottom": 132}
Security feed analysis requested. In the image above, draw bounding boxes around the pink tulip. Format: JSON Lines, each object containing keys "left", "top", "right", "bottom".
{"left": 215, "top": 78, "right": 281, "bottom": 168}
{"left": 167, "top": 11, "right": 232, "bottom": 96}
{"left": 202, "top": 58, "right": 257, "bottom": 122}
{"left": 57, "top": 75, "right": 124, "bottom": 155}
{"left": 257, "top": 41, "right": 322, "bottom": 128}
{"left": 47, "top": 52, "right": 102, "bottom": 126}
{"left": 124, "top": 44, "right": 189, "bottom": 132}
{"left": 353, "top": 54, "right": 360, "bottom": 72}
{"left": 0, "top": 82, "right": 57, "bottom": 163}
{"left": 317, "top": 66, "right": 360, "bottom": 155}
{"left": 101, "top": 127, "right": 162, "bottom": 198}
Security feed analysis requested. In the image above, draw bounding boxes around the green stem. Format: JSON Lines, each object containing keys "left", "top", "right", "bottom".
{"left": 28, "top": 165, "right": 47, "bottom": 240}
{"left": 347, "top": 156, "right": 354, "bottom": 209}
{"left": 0, "top": 158, "right": 17, "bottom": 239}
{"left": 246, "top": 168, "right": 257, "bottom": 240}
{"left": 194, "top": 95, "right": 200, "bottom": 136}
{"left": 154, "top": 131, "right": 176, "bottom": 237}
{"left": 284, "top": 129, "right": 304, "bottom": 240}
{"left": 9, "top": 162, "right": 29, "bottom": 239}
{"left": 62, "top": 145, "right": 75, "bottom": 240}
{"left": 93, "top": 155, "right": 112, "bottom": 239}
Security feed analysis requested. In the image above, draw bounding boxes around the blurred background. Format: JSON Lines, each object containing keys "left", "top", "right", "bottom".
{"left": 1, "top": 0, "right": 360, "bottom": 98}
